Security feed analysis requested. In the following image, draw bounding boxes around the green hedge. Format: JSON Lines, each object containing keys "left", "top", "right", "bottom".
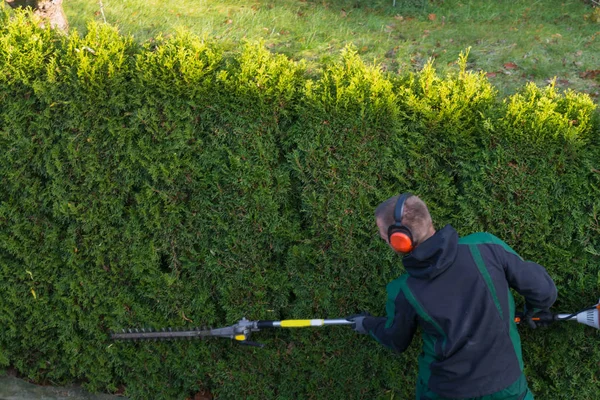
{"left": 1, "top": 10, "right": 599, "bottom": 399}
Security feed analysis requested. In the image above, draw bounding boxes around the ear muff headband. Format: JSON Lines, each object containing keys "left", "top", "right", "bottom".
{"left": 387, "top": 193, "right": 414, "bottom": 253}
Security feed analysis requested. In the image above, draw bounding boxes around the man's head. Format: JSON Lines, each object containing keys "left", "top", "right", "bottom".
{"left": 374, "top": 194, "right": 435, "bottom": 254}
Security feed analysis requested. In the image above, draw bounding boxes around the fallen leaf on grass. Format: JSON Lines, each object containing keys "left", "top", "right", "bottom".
{"left": 504, "top": 62, "right": 518, "bottom": 69}
{"left": 486, "top": 72, "right": 497, "bottom": 78}
{"left": 394, "top": 15, "right": 404, "bottom": 21}
{"left": 181, "top": 310, "right": 193, "bottom": 322}
{"left": 340, "top": 9, "right": 347, "bottom": 18}
{"left": 287, "top": 342, "right": 295, "bottom": 355}
{"left": 385, "top": 47, "right": 399, "bottom": 58}
{"left": 428, "top": 13, "right": 437, "bottom": 21}
{"left": 580, "top": 70, "right": 600, "bottom": 79}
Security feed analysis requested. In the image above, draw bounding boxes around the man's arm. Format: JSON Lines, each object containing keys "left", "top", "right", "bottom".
{"left": 363, "top": 287, "right": 417, "bottom": 353}
{"left": 492, "top": 236, "right": 557, "bottom": 309}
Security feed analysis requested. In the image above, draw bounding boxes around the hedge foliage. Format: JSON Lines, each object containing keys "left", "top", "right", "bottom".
{"left": 1, "top": 9, "right": 599, "bottom": 400}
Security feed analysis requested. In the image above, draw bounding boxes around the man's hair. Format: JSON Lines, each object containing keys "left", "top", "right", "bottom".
{"left": 374, "top": 194, "right": 434, "bottom": 246}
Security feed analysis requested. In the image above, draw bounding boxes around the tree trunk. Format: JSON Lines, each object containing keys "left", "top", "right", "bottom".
{"left": 5, "top": 0, "right": 69, "bottom": 32}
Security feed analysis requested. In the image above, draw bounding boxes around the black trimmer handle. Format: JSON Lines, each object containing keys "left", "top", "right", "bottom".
{"left": 514, "top": 311, "right": 556, "bottom": 324}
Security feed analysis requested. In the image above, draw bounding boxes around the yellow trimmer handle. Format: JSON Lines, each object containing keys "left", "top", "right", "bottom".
{"left": 256, "top": 319, "right": 353, "bottom": 329}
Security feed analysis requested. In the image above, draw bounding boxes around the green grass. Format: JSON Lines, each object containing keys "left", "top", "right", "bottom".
{"left": 2, "top": 0, "right": 599, "bottom": 97}
{"left": 51, "top": 0, "right": 600, "bottom": 99}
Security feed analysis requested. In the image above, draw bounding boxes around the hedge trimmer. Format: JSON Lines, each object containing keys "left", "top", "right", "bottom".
{"left": 111, "top": 318, "right": 353, "bottom": 347}
{"left": 111, "top": 299, "right": 600, "bottom": 347}
{"left": 514, "top": 299, "right": 600, "bottom": 329}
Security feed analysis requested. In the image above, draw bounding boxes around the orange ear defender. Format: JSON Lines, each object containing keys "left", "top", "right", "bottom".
{"left": 387, "top": 193, "right": 415, "bottom": 253}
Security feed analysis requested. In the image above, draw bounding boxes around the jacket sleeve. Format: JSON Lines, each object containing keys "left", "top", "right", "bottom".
{"left": 363, "top": 285, "right": 417, "bottom": 353}
{"left": 493, "top": 236, "right": 557, "bottom": 309}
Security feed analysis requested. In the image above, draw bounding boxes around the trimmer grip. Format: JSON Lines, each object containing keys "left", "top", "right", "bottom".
{"left": 257, "top": 321, "right": 275, "bottom": 329}
{"left": 514, "top": 312, "right": 555, "bottom": 324}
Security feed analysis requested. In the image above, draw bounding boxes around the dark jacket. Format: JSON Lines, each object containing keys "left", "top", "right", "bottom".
{"left": 363, "top": 225, "right": 557, "bottom": 399}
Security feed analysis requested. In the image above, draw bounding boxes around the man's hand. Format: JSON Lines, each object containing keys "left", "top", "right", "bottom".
{"left": 346, "top": 312, "right": 372, "bottom": 334}
{"left": 523, "top": 305, "right": 554, "bottom": 329}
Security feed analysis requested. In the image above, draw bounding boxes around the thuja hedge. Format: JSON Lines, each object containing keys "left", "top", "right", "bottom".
{"left": 1, "top": 10, "right": 599, "bottom": 399}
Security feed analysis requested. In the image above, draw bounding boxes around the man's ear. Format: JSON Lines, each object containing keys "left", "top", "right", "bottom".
{"left": 376, "top": 218, "right": 388, "bottom": 242}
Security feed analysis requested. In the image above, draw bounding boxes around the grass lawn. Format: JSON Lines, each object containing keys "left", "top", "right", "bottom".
{"left": 56, "top": 0, "right": 600, "bottom": 99}
{"left": 2, "top": 0, "right": 597, "bottom": 98}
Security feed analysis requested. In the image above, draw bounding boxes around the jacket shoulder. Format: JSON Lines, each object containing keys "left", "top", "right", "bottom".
{"left": 458, "top": 232, "right": 520, "bottom": 257}
{"left": 458, "top": 232, "right": 499, "bottom": 245}
{"left": 386, "top": 273, "right": 410, "bottom": 301}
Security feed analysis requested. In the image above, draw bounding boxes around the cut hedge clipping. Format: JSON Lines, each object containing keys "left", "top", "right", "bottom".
{"left": 0, "top": 9, "right": 599, "bottom": 400}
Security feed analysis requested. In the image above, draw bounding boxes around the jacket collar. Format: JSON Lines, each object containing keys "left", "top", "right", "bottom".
{"left": 402, "top": 224, "right": 458, "bottom": 280}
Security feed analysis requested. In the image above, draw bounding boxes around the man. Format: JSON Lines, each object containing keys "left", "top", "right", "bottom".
{"left": 348, "top": 193, "right": 557, "bottom": 400}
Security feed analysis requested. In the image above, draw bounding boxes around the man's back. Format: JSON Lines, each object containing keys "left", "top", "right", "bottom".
{"left": 365, "top": 225, "right": 557, "bottom": 399}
